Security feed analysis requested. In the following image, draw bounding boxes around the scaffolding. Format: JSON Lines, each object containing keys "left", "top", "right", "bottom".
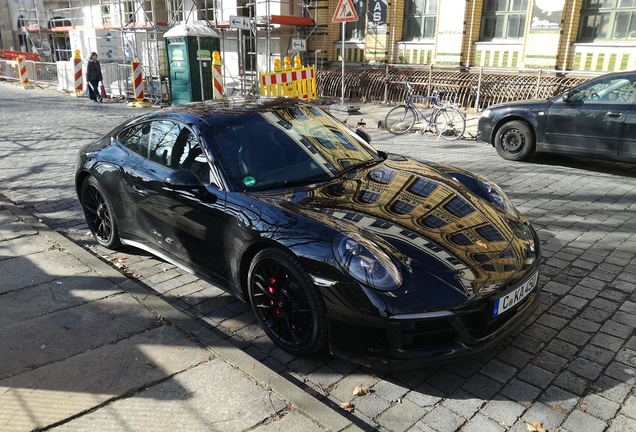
{"left": 15, "top": 0, "right": 320, "bottom": 98}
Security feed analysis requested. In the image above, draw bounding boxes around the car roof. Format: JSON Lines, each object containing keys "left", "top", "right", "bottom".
{"left": 127, "top": 97, "right": 310, "bottom": 128}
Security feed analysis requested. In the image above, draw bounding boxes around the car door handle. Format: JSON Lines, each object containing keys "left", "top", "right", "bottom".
{"left": 132, "top": 185, "right": 149, "bottom": 197}
{"left": 607, "top": 112, "right": 623, "bottom": 118}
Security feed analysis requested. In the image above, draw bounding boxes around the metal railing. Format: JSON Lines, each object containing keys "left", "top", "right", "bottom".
{"left": 315, "top": 64, "right": 603, "bottom": 111}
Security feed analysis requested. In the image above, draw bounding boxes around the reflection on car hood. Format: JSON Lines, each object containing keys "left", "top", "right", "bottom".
{"left": 254, "top": 155, "right": 538, "bottom": 300}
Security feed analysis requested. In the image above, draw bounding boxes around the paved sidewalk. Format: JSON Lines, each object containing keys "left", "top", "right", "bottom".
{"left": 0, "top": 197, "right": 351, "bottom": 431}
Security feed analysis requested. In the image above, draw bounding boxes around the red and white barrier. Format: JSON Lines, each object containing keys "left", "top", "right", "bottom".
{"left": 74, "top": 57, "right": 83, "bottom": 93}
{"left": 131, "top": 60, "right": 144, "bottom": 101}
{"left": 17, "top": 56, "right": 29, "bottom": 86}
{"left": 212, "top": 51, "right": 223, "bottom": 99}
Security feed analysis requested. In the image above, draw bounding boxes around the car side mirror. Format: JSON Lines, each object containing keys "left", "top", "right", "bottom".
{"left": 561, "top": 91, "right": 570, "bottom": 103}
{"left": 164, "top": 169, "right": 217, "bottom": 203}
{"left": 355, "top": 128, "right": 371, "bottom": 143}
{"left": 164, "top": 169, "right": 203, "bottom": 190}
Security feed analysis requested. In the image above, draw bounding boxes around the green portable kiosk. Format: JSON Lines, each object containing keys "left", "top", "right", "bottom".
{"left": 165, "top": 24, "right": 221, "bottom": 105}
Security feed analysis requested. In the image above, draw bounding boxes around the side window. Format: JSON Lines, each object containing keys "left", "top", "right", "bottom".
{"left": 146, "top": 120, "right": 210, "bottom": 182}
{"left": 149, "top": 121, "right": 181, "bottom": 167}
{"left": 118, "top": 122, "right": 151, "bottom": 157}
{"left": 569, "top": 76, "right": 636, "bottom": 104}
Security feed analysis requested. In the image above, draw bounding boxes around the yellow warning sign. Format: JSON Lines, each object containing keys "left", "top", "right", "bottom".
{"left": 333, "top": 0, "right": 359, "bottom": 22}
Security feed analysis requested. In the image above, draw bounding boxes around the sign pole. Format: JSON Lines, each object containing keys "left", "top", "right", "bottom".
{"left": 341, "top": 22, "right": 345, "bottom": 106}
{"left": 332, "top": 0, "right": 359, "bottom": 112}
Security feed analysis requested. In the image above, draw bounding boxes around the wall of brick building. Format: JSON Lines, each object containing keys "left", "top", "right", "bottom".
{"left": 310, "top": 0, "right": 634, "bottom": 73}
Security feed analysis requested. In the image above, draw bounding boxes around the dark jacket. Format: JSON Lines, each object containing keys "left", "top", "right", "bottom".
{"left": 86, "top": 59, "right": 103, "bottom": 81}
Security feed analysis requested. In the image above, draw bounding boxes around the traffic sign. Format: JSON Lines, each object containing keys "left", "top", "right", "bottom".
{"left": 229, "top": 15, "right": 251, "bottom": 30}
{"left": 332, "top": 0, "right": 359, "bottom": 23}
{"left": 291, "top": 38, "right": 307, "bottom": 51}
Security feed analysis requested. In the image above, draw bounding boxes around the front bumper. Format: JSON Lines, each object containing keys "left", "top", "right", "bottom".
{"left": 329, "top": 271, "right": 540, "bottom": 370}
{"left": 327, "top": 229, "right": 542, "bottom": 371}
{"left": 476, "top": 115, "right": 496, "bottom": 144}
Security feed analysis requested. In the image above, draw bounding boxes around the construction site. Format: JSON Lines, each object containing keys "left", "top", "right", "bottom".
{"left": 1, "top": 0, "right": 322, "bottom": 102}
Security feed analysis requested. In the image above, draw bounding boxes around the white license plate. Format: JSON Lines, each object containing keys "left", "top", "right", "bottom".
{"left": 492, "top": 271, "right": 539, "bottom": 318}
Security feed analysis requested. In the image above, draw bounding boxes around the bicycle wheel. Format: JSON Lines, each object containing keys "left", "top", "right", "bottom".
{"left": 433, "top": 107, "right": 466, "bottom": 141}
{"left": 385, "top": 105, "right": 416, "bottom": 134}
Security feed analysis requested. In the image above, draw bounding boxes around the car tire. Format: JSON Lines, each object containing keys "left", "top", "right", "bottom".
{"left": 80, "top": 176, "right": 122, "bottom": 250}
{"left": 248, "top": 248, "right": 328, "bottom": 356}
{"left": 495, "top": 120, "right": 535, "bottom": 161}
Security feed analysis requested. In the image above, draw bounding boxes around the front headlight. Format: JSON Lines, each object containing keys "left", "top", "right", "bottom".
{"left": 333, "top": 233, "right": 402, "bottom": 291}
{"left": 482, "top": 180, "right": 516, "bottom": 216}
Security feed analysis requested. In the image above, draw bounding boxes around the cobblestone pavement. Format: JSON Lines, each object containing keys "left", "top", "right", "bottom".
{"left": 1, "top": 81, "right": 635, "bottom": 432}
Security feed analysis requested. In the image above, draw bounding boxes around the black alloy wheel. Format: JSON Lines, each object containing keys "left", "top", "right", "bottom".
{"left": 80, "top": 176, "right": 122, "bottom": 249}
{"left": 495, "top": 120, "right": 535, "bottom": 161}
{"left": 248, "top": 248, "right": 327, "bottom": 355}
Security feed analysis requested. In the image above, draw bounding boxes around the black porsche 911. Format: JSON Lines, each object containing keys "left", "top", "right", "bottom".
{"left": 75, "top": 97, "right": 541, "bottom": 370}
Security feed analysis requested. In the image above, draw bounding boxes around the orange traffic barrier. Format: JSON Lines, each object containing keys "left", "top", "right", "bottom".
{"left": 212, "top": 51, "right": 223, "bottom": 99}
{"left": 1, "top": 49, "right": 40, "bottom": 61}
{"left": 260, "top": 57, "right": 316, "bottom": 100}
{"left": 132, "top": 60, "right": 144, "bottom": 101}
{"left": 128, "top": 60, "right": 151, "bottom": 108}
{"left": 74, "top": 57, "right": 83, "bottom": 94}
{"left": 16, "top": 56, "right": 30, "bottom": 86}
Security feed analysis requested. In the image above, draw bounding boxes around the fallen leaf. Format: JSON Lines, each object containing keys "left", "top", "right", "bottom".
{"left": 554, "top": 406, "right": 563, "bottom": 413}
{"left": 353, "top": 386, "right": 370, "bottom": 396}
{"left": 527, "top": 421, "right": 547, "bottom": 432}
{"left": 340, "top": 401, "right": 354, "bottom": 412}
{"left": 118, "top": 256, "right": 128, "bottom": 262}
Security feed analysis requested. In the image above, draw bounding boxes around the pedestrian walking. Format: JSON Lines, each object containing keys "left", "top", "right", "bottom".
{"left": 86, "top": 52, "right": 103, "bottom": 103}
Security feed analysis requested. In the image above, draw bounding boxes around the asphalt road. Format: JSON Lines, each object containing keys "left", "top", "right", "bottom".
{"left": 1, "top": 81, "right": 635, "bottom": 432}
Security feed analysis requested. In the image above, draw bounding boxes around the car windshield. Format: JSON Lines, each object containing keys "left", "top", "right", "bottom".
{"left": 205, "top": 105, "right": 382, "bottom": 190}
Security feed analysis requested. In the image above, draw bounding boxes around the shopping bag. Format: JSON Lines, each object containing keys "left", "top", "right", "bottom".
{"left": 100, "top": 82, "right": 107, "bottom": 99}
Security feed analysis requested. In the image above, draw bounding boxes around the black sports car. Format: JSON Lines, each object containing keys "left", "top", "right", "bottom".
{"left": 477, "top": 70, "right": 636, "bottom": 163}
{"left": 76, "top": 98, "right": 541, "bottom": 370}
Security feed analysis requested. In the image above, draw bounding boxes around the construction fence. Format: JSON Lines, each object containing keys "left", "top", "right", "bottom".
{"left": 0, "top": 58, "right": 166, "bottom": 102}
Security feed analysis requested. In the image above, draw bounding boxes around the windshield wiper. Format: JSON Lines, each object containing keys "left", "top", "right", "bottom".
{"left": 338, "top": 157, "right": 382, "bottom": 176}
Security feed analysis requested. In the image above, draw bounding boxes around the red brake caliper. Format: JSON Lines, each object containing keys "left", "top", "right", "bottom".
{"left": 268, "top": 277, "right": 282, "bottom": 316}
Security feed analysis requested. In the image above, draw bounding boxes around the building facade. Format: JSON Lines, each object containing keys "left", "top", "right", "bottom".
{"left": 2, "top": 0, "right": 635, "bottom": 73}
{"left": 314, "top": 0, "right": 636, "bottom": 72}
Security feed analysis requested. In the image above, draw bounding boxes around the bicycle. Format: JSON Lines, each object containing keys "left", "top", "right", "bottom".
{"left": 384, "top": 82, "right": 466, "bottom": 140}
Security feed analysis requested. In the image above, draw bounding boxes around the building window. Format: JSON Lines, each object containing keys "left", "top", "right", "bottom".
{"left": 402, "top": 0, "right": 438, "bottom": 40}
{"left": 579, "top": 0, "right": 636, "bottom": 41}
{"left": 408, "top": 177, "right": 437, "bottom": 197}
{"left": 480, "top": 0, "right": 528, "bottom": 40}
{"left": 444, "top": 196, "right": 475, "bottom": 218}
{"left": 369, "top": 166, "right": 395, "bottom": 184}
{"left": 450, "top": 233, "right": 473, "bottom": 246}
{"left": 476, "top": 224, "right": 506, "bottom": 242}
{"left": 391, "top": 200, "right": 416, "bottom": 215}
{"left": 340, "top": 0, "right": 367, "bottom": 40}
{"left": 359, "top": 191, "right": 380, "bottom": 203}
{"left": 422, "top": 215, "right": 447, "bottom": 228}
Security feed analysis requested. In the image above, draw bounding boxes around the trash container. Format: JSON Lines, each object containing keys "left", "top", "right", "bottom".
{"left": 165, "top": 24, "right": 220, "bottom": 105}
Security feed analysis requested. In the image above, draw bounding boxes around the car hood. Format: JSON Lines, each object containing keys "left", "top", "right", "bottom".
{"left": 487, "top": 98, "right": 553, "bottom": 112}
{"left": 253, "top": 154, "right": 539, "bottom": 304}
